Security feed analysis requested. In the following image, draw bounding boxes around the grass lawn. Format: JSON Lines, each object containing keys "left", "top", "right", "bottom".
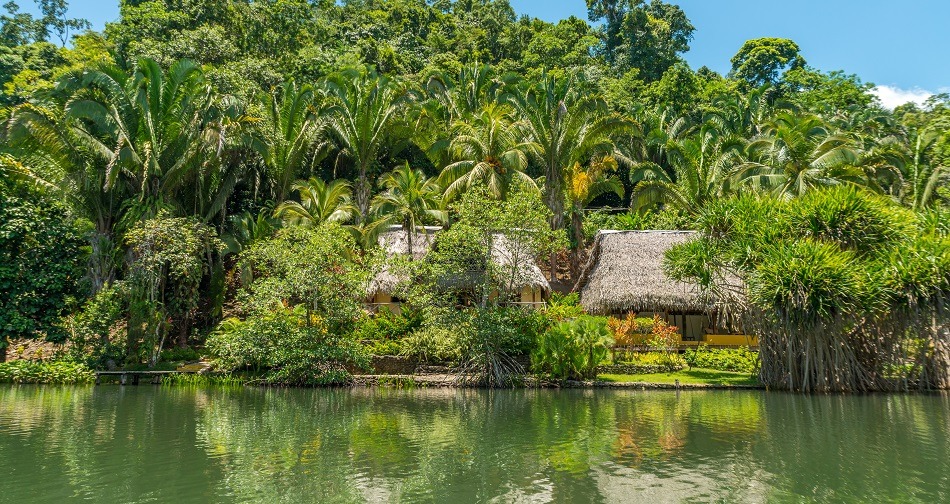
{"left": 598, "top": 368, "right": 760, "bottom": 387}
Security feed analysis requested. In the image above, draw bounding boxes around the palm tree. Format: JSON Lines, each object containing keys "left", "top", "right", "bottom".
{"left": 418, "top": 64, "right": 510, "bottom": 168}
{"left": 510, "top": 74, "right": 632, "bottom": 234}
{"left": 424, "top": 64, "right": 510, "bottom": 124}
{"left": 368, "top": 163, "right": 447, "bottom": 254}
{"left": 222, "top": 210, "right": 281, "bottom": 258}
{"left": 902, "top": 129, "right": 949, "bottom": 210}
{"left": 736, "top": 112, "right": 863, "bottom": 197}
{"left": 438, "top": 103, "right": 539, "bottom": 200}
{"left": 256, "top": 81, "right": 329, "bottom": 203}
{"left": 274, "top": 177, "right": 358, "bottom": 227}
{"left": 833, "top": 107, "right": 906, "bottom": 195}
{"left": 7, "top": 102, "right": 125, "bottom": 292}
{"left": 321, "top": 67, "right": 409, "bottom": 221}
{"left": 709, "top": 85, "right": 785, "bottom": 138}
{"left": 619, "top": 108, "right": 693, "bottom": 184}
{"left": 58, "top": 59, "right": 247, "bottom": 222}
{"left": 565, "top": 156, "right": 625, "bottom": 272}
{"left": 630, "top": 120, "right": 745, "bottom": 215}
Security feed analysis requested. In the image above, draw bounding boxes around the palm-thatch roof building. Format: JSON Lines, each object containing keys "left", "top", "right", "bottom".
{"left": 366, "top": 226, "right": 439, "bottom": 312}
{"left": 575, "top": 230, "right": 752, "bottom": 345}
{"left": 367, "top": 226, "right": 550, "bottom": 312}
{"left": 486, "top": 233, "right": 550, "bottom": 307}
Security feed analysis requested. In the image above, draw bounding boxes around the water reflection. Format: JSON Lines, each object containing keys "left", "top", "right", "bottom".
{"left": 1, "top": 386, "right": 948, "bottom": 503}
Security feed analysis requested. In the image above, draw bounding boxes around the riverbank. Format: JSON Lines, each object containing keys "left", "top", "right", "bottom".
{"left": 1, "top": 360, "right": 762, "bottom": 389}
{"left": 349, "top": 368, "right": 762, "bottom": 390}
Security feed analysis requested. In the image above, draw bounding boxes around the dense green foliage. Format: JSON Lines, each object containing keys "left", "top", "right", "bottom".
{"left": 124, "top": 215, "right": 222, "bottom": 364}
{"left": 207, "top": 307, "right": 368, "bottom": 385}
{"left": 667, "top": 187, "right": 950, "bottom": 391}
{"left": 0, "top": 0, "right": 947, "bottom": 387}
{"left": 683, "top": 345, "right": 759, "bottom": 374}
{"left": 206, "top": 224, "right": 370, "bottom": 384}
{"left": 0, "top": 359, "right": 94, "bottom": 384}
{"left": 532, "top": 315, "right": 614, "bottom": 380}
{"left": 0, "top": 170, "right": 84, "bottom": 349}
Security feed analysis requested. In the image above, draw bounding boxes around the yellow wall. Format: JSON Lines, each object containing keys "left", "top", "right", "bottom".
{"left": 519, "top": 287, "right": 545, "bottom": 309}
{"left": 705, "top": 334, "right": 758, "bottom": 346}
{"left": 369, "top": 292, "right": 401, "bottom": 314}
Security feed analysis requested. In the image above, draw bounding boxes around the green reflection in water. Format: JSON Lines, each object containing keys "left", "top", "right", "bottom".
{"left": 1, "top": 386, "right": 948, "bottom": 503}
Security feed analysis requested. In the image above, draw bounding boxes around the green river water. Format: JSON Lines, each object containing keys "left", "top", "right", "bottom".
{"left": 0, "top": 385, "right": 948, "bottom": 503}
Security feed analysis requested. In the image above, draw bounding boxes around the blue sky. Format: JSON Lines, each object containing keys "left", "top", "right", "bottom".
{"left": 21, "top": 0, "right": 949, "bottom": 107}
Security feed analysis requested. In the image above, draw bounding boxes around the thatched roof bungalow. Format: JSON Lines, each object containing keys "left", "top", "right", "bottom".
{"left": 574, "top": 230, "right": 708, "bottom": 314}
{"left": 366, "top": 226, "right": 438, "bottom": 306}
{"left": 367, "top": 226, "right": 550, "bottom": 312}
{"left": 574, "top": 230, "right": 749, "bottom": 344}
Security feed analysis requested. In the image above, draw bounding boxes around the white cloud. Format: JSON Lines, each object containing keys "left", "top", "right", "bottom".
{"left": 871, "top": 85, "right": 934, "bottom": 109}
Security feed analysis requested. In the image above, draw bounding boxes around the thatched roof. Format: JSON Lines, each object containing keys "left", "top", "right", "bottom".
{"left": 574, "top": 230, "right": 710, "bottom": 314}
{"left": 367, "top": 226, "right": 438, "bottom": 296}
{"left": 488, "top": 233, "right": 551, "bottom": 294}
{"left": 367, "top": 226, "right": 550, "bottom": 297}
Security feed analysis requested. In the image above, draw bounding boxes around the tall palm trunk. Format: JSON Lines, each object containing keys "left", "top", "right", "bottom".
{"left": 570, "top": 209, "right": 585, "bottom": 278}
{"left": 545, "top": 168, "right": 564, "bottom": 282}
{"left": 356, "top": 162, "right": 371, "bottom": 221}
{"left": 88, "top": 230, "right": 116, "bottom": 295}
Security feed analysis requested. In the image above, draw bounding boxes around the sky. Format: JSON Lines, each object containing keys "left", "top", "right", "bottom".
{"left": 20, "top": 0, "right": 950, "bottom": 108}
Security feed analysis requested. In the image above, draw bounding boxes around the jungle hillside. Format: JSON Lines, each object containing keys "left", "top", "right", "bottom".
{"left": 1, "top": 0, "right": 948, "bottom": 392}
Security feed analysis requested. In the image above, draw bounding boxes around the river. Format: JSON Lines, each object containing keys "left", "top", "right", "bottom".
{"left": 0, "top": 386, "right": 948, "bottom": 503}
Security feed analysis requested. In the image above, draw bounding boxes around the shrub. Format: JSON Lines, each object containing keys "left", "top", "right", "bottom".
{"left": 646, "top": 316, "right": 682, "bottom": 371}
{"left": 62, "top": 284, "right": 127, "bottom": 369}
{"left": 683, "top": 345, "right": 759, "bottom": 374}
{"left": 207, "top": 307, "right": 368, "bottom": 385}
{"left": 364, "top": 339, "right": 403, "bottom": 357}
{"left": 607, "top": 313, "right": 657, "bottom": 346}
{"left": 395, "top": 307, "right": 547, "bottom": 365}
{"left": 532, "top": 315, "right": 614, "bottom": 380}
{"left": 400, "top": 326, "right": 461, "bottom": 363}
{"left": 0, "top": 177, "right": 85, "bottom": 347}
{"left": 239, "top": 224, "right": 369, "bottom": 334}
{"left": 0, "top": 360, "right": 95, "bottom": 384}
{"left": 354, "top": 309, "right": 423, "bottom": 355}
{"left": 159, "top": 346, "right": 202, "bottom": 363}
{"left": 544, "top": 292, "right": 584, "bottom": 321}
{"left": 504, "top": 308, "right": 551, "bottom": 353}
{"left": 615, "top": 351, "right": 686, "bottom": 371}
{"left": 609, "top": 315, "right": 682, "bottom": 370}
{"left": 453, "top": 308, "right": 540, "bottom": 387}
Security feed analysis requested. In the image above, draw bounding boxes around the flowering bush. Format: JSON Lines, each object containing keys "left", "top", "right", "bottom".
{"left": 607, "top": 313, "right": 656, "bottom": 346}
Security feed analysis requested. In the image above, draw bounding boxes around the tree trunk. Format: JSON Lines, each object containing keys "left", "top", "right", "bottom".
{"left": 356, "top": 163, "right": 371, "bottom": 222}
{"left": 88, "top": 230, "right": 116, "bottom": 295}
{"left": 544, "top": 168, "right": 564, "bottom": 282}
{"left": 177, "top": 314, "right": 190, "bottom": 348}
{"left": 570, "top": 210, "right": 585, "bottom": 278}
